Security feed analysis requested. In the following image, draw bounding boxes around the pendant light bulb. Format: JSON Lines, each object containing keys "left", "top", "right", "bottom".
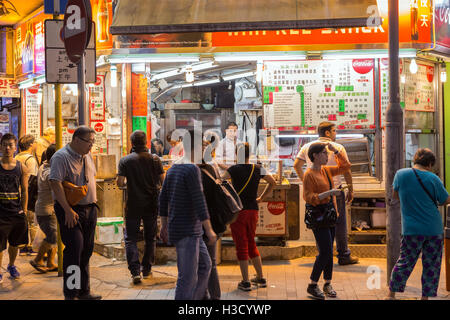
{"left": 409, "top": 59, "right": 418, "bottom": 74}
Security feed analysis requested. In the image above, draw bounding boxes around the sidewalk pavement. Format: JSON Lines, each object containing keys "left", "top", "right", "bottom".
{"left": 0, "top": 252, "right": 449, "bottom": 300}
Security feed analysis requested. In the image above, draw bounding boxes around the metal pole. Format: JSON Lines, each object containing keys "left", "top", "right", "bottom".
{"left": 385, "top": 0, "right": 403, "bottom": 285}
{"left": 77, "top": 52, "right": 86, "bottom": 125}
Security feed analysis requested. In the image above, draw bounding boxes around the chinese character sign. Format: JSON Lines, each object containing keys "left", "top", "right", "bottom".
{"left": 89, "top": 75, "right": 106, "bottom": 121}
{"left": 24, "top": 85, "right": 41, "bottom": 140}
{"left": 0, "top": 78, "right": 20, "bottom": 98}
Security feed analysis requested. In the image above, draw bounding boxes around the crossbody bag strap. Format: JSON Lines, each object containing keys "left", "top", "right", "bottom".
{"left": 238, "top": 164, "right": 255, "bottom": 195}
{"left": 412, "top": 168, "right": 438, "bottom": 207}
{"left": 200, "top": 167, "right": 220, "bottom": 184}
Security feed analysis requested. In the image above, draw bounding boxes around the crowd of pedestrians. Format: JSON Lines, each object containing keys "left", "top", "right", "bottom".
{"left": 0, "top": 120, "right": 448, "bottom": 301}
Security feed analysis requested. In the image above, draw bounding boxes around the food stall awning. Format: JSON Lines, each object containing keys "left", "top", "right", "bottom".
{"left": 110, "top": 0, "right": 381, "bottom": 35}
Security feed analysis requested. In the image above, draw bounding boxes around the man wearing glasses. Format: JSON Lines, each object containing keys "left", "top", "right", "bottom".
{"left": 49, "top": 126, "right": 101, "bottom": 300}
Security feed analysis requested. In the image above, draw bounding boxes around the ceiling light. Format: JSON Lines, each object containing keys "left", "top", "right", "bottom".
{"left": 441, "top": 68, "right": 447, "bottom": 83}
{"left": 409, "top": 59, "right": 418, "bottom": 74}
{"left": 185, "top": 66, "right": 194, "bottom": 83}
{"left": 222, "top": 71, "right": 256, "bottom": 81}
{"left": 108, "top": 55, "right": 200, "bottom": 64}
{"left": 215, "top": 53, "right": 307, "bottom": 61}
{"left": 322, "top": 49, "right": 417, "bottom": 60}
{"left": 110, "top": 65, "right": 117, "bottom": 87}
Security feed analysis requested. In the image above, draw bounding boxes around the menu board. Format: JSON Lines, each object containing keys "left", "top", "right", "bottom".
{"left": 263, "top": 59, "right": 375, "bottom": 129}
{"left": 401, "top": 60, "right": 434, "bottom": 112}
{"left": 379, "top": 58, "right": 390, "bottom": 126}
{"left": 131, "top": 73, "right": 148, "bottom": 117}
{"left": 89, "top": 75, "right": 106, "bottom": 122}
{"left": 91, "top": 121, "right": 107, "bottom": 154}
{"left": 24, "top": 85, "right": 41, "bottom": 140}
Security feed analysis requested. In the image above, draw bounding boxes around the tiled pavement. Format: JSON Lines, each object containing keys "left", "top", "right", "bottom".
{"left": 0, "top": 252, "right": 449, "bottom": 300}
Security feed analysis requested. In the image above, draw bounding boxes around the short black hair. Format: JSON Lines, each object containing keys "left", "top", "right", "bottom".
{"left": 45, "top": 144, "right": 57, "bottom": 162}
{"left": 308, "top": 142, "right": 327, "bottom": 162}
{"left": 0, "top": 132, "right": 17, "bottom": 145}
{"left": 131, "top": 130, "right": 147, "bottom": 147}
{"left": 18, "top": 134, "right": 35, "bottom": 151}
{"left": 226, "top": 121, "right": 238, "bottom": 129}
{"left": 318, "top": 121, "right": 335, "bottom": 137}
{"left": 413, "top": 148, "right": 436, "bottom": 167}
{"left": 151, "top": 138, "right": 163, "bottom": 147}
{"left": 72, "top": 126, "right": 95, "bottom": 141}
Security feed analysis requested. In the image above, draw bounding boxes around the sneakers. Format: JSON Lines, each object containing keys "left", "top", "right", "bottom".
{"left": 338, "top": 255, "right": 359, "bottom": 265}
{"left": 307, "top": 284, "right": 325, "bottom": 300}
{"left": 250, "top": 277, "right": 267, "bottom": 288}
{"left": 7, "top": 265, "right": 20, "bottom": 279}
{"left": 132, "top": 274, "right": 142, "bottom": 284}
{"left": 237, "top": 281, "right": 252, "bottom": 291}
{"left": 323, "top": 283, "right": 337, "bottom": 298}
{"left": 142, "top": 270, "right": 152, "bottom": 279}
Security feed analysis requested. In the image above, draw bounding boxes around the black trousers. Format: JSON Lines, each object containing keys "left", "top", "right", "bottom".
{"left": 54, "top": 201, "right": 97, "bottom": 298}
{"left": 311, "top": 227, "right": 336, "bottom": 282}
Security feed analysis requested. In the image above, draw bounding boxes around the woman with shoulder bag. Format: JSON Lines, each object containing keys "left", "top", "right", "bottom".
{"left": 303, "top": 142, "right": 351, "bottom": 299}
{"left": 386, "top": 148, "right": 450, "bottom": 300}
{"left": 222, "top": 142, "right": 276, "bottom": 292}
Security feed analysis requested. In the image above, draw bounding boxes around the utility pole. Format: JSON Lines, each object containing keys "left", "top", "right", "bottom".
{"left": 385, "top": 0, "right": 403, "bottom": 284}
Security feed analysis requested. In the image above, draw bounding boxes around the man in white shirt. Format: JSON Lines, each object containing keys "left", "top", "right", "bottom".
{"left": 293, "top": 122, "right": 359, "bottom": 265}
{"left": 215, "top": 122, "right": 242, "bottom": 174}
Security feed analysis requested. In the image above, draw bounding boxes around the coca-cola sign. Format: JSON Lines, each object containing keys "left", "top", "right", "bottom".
{"left": 267, "top": 202, "right": 285, "bottom": 215}
{"left": 352, "top": 59, "right": 374, "bottom": 74}
{"left": 435, "top": 0, "right": 450, "bottom": 51}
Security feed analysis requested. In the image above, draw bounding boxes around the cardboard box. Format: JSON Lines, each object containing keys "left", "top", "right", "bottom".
{"left": 370, "top": 210, "right": 386, "bottom": 228}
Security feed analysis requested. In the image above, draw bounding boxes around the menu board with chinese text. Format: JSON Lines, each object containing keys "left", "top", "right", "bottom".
{"left": 131, "top": 73, "right": 148, "bottom": 117}
{"left": 263, "top": 59, "right": 375, "bottom": 129}
{"left": 91, "top": 121, "right": 107, "bottom": 154}
{"left": 24, "top": 86, "right": 41, "bottom": 140}
{"left": 89, "top": 75, "right": 106, "bottom": 122}
{"left": 401, "top": 60, "right": 434, "bottom": 112}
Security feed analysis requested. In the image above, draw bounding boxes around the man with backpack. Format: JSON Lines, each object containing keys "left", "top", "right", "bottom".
{"left": 15, "top": 134, "right": 39, "bottom": 256}
{"left": 117, "top": 131, "right": 165, "bottom": 284}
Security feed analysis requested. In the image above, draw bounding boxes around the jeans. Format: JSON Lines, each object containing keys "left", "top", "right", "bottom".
{"left": 311, "top": 227, "right": 336, "bottom": 282}
{"left": 204, "top": 236, "right": 221, "bottom": 300}
{"left": 174, "top": 236, "right": 212, "bottom": 300}
{"left": 124, "top": 215, "right": 157, "bottom": 276}
{"left": 335, "top": 191, "right": 351, "bottom": 258}
{"left": 54, "top": 201, "right": 97, "bottom": 298}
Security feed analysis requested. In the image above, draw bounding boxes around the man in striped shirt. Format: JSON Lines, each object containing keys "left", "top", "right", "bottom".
{"left": 159, "top": 130, "right": 216, "bottom": 300}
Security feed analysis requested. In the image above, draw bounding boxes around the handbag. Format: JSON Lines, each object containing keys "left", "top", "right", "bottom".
{"left": 201, "top": 168, "right": 243, "bottom": 228}
{"left": 412, "top": 168, "right": 438, "bottom": 208}
{"left": 304, "top": 170, "right": 338, "bottom": 229}
{"left": 62, "top": 156, "right": 88, "bottom": 207}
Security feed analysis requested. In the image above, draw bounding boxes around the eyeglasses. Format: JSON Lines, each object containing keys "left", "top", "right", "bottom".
{"left": 77, "top": 136, "right": 95, "bottom": 145}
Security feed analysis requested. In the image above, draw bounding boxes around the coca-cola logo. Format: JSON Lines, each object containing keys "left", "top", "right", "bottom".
{"left": 95, "top": 76, "right": 102, "bottom": 86}
{"left": 27, "top": 85, "right": 39, "bottom": 95}
{"left": 352, "top": 59, "right": 374, "bottom": 74}
{"left": 267, "top": 202, "right": 285, "bottom": 215}
{"left": 94, "top": 122, "right": 104, "bottom": 132}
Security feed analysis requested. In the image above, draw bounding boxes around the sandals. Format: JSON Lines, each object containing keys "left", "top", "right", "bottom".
{"left": 29, "top": 260, "right": 47, "bottom": 273}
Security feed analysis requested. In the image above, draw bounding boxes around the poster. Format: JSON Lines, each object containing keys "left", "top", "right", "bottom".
{"left": 24, "top": 85, "right": 41, "bottom": 140}
{"left": 256, "top": 201, "right": 286, "bottom": 236}
{"left": 271, "top": 92, "right": 302, "bottom": 128}
{"left": 263, "top": 59, "right": 375, "bottom": 129}
{"left": 0, "top": 78, "right": 20, "bottom": 98}
{"left": 91, "top": 0, "right": 114, "bottom": 50}
{"left": 401, "top": 60, "right": 434, "bottom": 112}
{"left": 89, "top": 75, "right": 106, "bottom": 121}
{"left": 131, "top": 73, "right": 147, "bottom": 117}
{"left": 91, "top": 121, "right": 107, "bottom": 154}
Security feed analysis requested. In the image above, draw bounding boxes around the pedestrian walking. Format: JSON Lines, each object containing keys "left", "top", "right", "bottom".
{"left": 159, "top": 130, "right": 216, "bottom": 300}
{"left": 387, "top": 148, "right": 450, "bottom": 300}
{"left": 30, "top": 144, "right": 58, "bottom": 273}
{"left": 294, "top": 122, "right": 359, "bottom": 265}
{"left": 15, "top": 134, "right": 39, "bottom": 256}
{"left": 117, "top": 131, "right": 165, "bottom": 284}
{"left": 49, "top": 126, "right": 101, "bottom": 300}
{"left": 0, "top": 133, "right": 29, "bottom": 282}
{"left": 222, "top": 142, "right": 276, "bottom": 291}
{"left": 302, "top": 142, "right": 351, "bottom": 299}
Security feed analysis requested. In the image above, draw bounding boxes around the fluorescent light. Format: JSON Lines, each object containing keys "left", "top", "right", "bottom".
{"left": 222, "top": 71, "right": 256, "bottom": 81}
{"left": 151, "top": 61, "right": 218, "bottom": 82}
{"left": 110, "top": 65, "right": 117, "bottom": 87}
{"left": 322, "top": 49, "right": 417, "bottom": 60}
{"left": 108, "top": 55, "right": 200, "bottom": 64}
{"left": 215, "top": 52, "right": 307, "bottom": 62}
{"left": 151, "top": 69, "right": 181, "bottom": 81}
{"left": 18, "top": 75, "right": 46, "bottom": 89}
{"left": 178, "top": 78, "right": 220, "bottom": 88}
{"left": 441, "top": 70, "right": 447, "bottom": 83}
{"left": 131, "top": 63, "right": 146, "bottom": 73}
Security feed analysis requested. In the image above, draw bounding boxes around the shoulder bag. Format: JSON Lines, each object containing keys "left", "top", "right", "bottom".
{"left": 412, "top": 168, "right": 438, "bottom": 208}
{"left": 63, "top": 156, "right": 88, "bottom": 207}
{"left": 304, "top": 170, "right": 338, "bottom": 229}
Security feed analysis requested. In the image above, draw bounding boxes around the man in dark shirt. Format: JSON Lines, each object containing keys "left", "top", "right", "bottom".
{"left": 117, "top": 131, "right": 165, "bottom": 284}
{"left": 159, "top": 129, "right": 216, "bottom": 300}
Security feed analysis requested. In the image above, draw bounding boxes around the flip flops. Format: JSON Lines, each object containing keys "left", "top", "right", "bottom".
{"left": 29, "top": 260, "right": 47, "bottom": 273}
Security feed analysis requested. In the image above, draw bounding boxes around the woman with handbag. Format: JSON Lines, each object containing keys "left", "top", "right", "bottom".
{"left": 303, "top": 142, "right": 351, "bottom": 299}
{"left": 386, "top": 148, "right": 450, "bottom": 300}
{"left": 222, "top": 142, "right": 276, "bottom": 291}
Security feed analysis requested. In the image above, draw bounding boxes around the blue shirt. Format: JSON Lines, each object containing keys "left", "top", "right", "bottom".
{"left": 158, "top": 164, "right": 209, "bottom": 244}
{"left": 393, "top": 168, "right": 448, "bottom": 236}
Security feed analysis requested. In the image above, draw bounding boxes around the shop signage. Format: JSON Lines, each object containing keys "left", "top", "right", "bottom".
{"left": 256, "top": 201, "right": 286, "bottom": 236}
{"left": 435, "top": 0, "right": 450, "bottom": 52}
{"left": 63, "top": 0, "right": 93, "bottom": 63}
{"left": 131, "top": 73, "right": 148, "bottom": 117}
{"left": 89, "top": 75, "right": 106, "bottom": 121}
{"left": 263, "top": 59, "right": 375, "bottom": 129}
{"left": 401, "top": 61, "right": 435, "bottom": 112}
{"left": 91, "top": 0, "right": 113, "bottom": 50}
{"left": 15, "top": 12, "right": 49, "bottom": 78}
{"left": 45, "top": 19, "right": 96, "bottom": 83}
{"left": 91, "top": 120, "right": 107, "bottom": 154}
{"left": 0, "top": 78, "right": 20, "bottom": 98}
{"left": 24, "top": 85, "right": 41, "bottom": 140}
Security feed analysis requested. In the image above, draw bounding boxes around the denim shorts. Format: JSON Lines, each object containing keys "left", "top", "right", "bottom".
{"left": 36, "top": 214, "right": 58, "bottom": 245}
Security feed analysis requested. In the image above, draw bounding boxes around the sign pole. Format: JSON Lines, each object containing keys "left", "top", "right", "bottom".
{"left": 77, "top": 52, "right": 87, "bottom": 125}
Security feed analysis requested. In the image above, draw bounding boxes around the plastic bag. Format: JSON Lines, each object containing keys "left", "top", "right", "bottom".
{"left": 32, "top": 227, "right": 45, "bottom": 252}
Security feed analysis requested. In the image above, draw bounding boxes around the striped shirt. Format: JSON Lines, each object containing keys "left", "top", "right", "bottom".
{"left": 158, "top": 164, "right": 209, "bottom": 244}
